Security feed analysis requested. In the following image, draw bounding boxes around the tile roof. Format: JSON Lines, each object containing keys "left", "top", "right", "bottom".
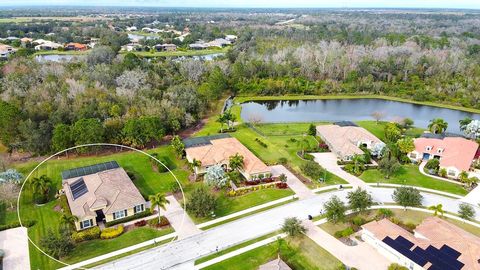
{"left": 185, "top": 137, "right": 270, "bottom": 175}
{"left": 62, "top": 166, "right": 145, "bottom": 219}
{"left": 413, "top": 137, "right": 479, "bottom": 171}
{"left": 362, "top": 217, "right": 480, "bottom": 270}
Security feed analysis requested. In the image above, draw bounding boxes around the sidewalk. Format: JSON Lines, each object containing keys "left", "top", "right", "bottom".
{"left": 270, "top": 165, "right": 315, "bottom": 199}
{"left": 164, "top": 195, "right": 201, "bottom": 239}
{"left": 0, "top": 227, "right": 30, "bottom": 270}
{"left": 303, "top": 220, "right": 391, "bottom": 270}
{"left": 419, "top": 161, "right": 464, "bottom": 185}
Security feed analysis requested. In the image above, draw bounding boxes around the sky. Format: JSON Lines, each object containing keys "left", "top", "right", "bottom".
{"left": 0, "top": 0, "right": 479, "bottom": 9}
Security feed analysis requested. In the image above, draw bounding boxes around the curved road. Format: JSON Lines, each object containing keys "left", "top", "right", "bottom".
{"left": 95, "top": 187, "right": 479, "bottom": 270}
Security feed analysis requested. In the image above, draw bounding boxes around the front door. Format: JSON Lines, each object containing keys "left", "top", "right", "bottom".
{"left": 95, "top": 210, "right": 105, "bottom": 222}
{"left": 422, "top": 153, "right": 430, "bottom": 160}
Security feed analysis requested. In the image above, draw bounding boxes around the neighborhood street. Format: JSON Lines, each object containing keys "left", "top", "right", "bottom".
{"left": 95, "top": 187, "right": 476, "bottom": 270}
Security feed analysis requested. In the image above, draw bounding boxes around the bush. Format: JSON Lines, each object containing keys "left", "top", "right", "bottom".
{"left": 404, "top": 222, "right": 417, "bottom": 232}
{"left": 303, "top": 153, "right": 314, "bottom": 161}
{"left": 376, "top": 208, "right": 394, "bottom": 219}
{"left": 334, "top": 227, "right": 354, "bottom": 238}
{"left": 147, "top": 216, "right": 170, "bottom": 227}
{"left": 134, "top": 220, "right": 147, "bottom": 227}
{"left": 388, "top": 263, "right": 408, "bottom": 270}
{"left": 351, "top": 216, "right": 366, "bottom": 226}
{"left": 301, "top": 160, "right": 325, "bottom": 179}
{"left": 276, "top": 182, "right": 288, "bottom": 189}
{"left": 425, "top": 158, "right": 440, "bottom": 172}
{"left": 0, "top": 220, "right": 36, "bottom": 231}
{"left": 105, "top": 209, "right": 152, "bottom": 227}
{"left": 71, "top": 227, "right": 101, "bottom": 242}
{"left": 254, "top": 138, "right": 268, "bottom": 148}
{"left": 278, "top": 157, "right": 288, "bottom": 164}
{"left": 100, "top": 225, "right": 124, "bottom": 239}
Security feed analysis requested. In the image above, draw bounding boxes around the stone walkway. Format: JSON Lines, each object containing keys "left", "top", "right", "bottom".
{"left": 0, "top": 227, "right": 30, "bottom": 270}
{"left": 303, "top": 220, "right": 391, "bottom": 270}
{"left": 164, "top": 195, "right": 201, "bottom": 239}
{"left": 270, "top": 165, "right": 315, "bottom": 199}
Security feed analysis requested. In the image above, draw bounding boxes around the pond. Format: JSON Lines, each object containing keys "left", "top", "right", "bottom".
{"left": 35, "top": 54, "right": 84, "bottom": 62}
{"left": 240, "top": 99, "right": 480, "bottom": 134}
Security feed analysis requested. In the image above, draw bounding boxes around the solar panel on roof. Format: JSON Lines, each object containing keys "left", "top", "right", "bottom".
{"left": 183, "top": 134, "right": 231, "bottom": 148}
{"left": 441, "top": 245, "right": 462, "bottom": 259}
{"left": 396, "top": 236, "right": 414, "bottom": 249}
{"left": 70, "top": 178, "right": 88, "bottom": 200}
{"left": 61, "top": 161, "right": 120, "bottom": 180}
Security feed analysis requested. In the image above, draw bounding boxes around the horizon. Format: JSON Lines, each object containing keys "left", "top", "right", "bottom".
{"left": 0, "top": 0, "right": 479, "bottom": 10}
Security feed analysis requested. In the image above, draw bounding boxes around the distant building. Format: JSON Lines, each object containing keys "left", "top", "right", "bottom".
{"left": 258, "top": 256, "right": 292, "bottom": 270}
{"left": 316, "top": 123, "right": 385, "bottom": 161}
{"left": 409, "top": 136, "right": 479, "bottom": 178}
{"left": 34, "top": 41, "right": 63, "bottom": 51}
{"left": 61, "top": 161, "right": 146, "bottom": 231}
{"left": 225, "top": 34, "right": 238, "bottom": 42}
{"left": 20, "top": 37, "right": 33, "bottom": 44}
{"left": 0, "top": 44, "right": 16, "bottom": 59}
{"left": 126, "top": 26, "right": 137, "bottom": 32}
{"left": 154, "top": 43, "right": 177, "bottom": 52}
{"left": 122, "top": 42, "right": 142, "bottom": 52}
{"left": 65, "top": 42, "right": 87, "bottom": 51}
{"left": 362, "top": 217, "right": 480, "bottom": 270}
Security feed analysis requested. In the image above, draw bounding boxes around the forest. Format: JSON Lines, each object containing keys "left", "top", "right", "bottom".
{"left": 1, "top": 8, "right": 480, "bottom": 155}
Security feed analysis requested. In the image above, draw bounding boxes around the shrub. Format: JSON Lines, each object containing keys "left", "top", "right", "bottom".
{"left": 278, "top": 157, "right": 288, "bottom": 164}
{"left": 376, "top": 208, "right": 394, "bottom": 219}
{"left": 0, "top": 220, "right": 35, "bottom": 231}
{"left": 100, "top": 225, "right": 124, "bottom": 239}
{"left": 134, "top": 220, "right": 147, "bottom": 227}
{"left": 439, "top": 168, "right": 447, "bottom": 178}
{"left": 147, "top": 216, "right": 170, "bottom": 227}
{"left": 351, "top": 216, "right": 366, "bottom": 226}
{"left": 276, "top": 182, "right": 288, "bottom": 189}
{"left": 425, "top": 158, "right": 440, "bottom": 172}
{"left": 254, "top": 138, "right": 268, "bottom": 148}
{"left": 303, "top": 153, "right": 314, "bottom": 161}
{"left": 301, "top": 160, "right": 325, "bottom": 179}
{"left": 105, "top": 209, "right": 152, "bottom": 227}
{"left": 71, "top": 226, "right": 101, "bottom": 242}
{"left": 388, "top": 263, "right": 408, "bottom": 270}
{"left": 404, "top": 222, "right": 417, "bottom": 232}
{"left": 334, "top": 227, "right": 354, "bottom": 238}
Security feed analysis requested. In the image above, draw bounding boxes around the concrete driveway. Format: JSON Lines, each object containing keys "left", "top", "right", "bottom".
{"left": 311, "top": 152, "right": 368, "bottom": 189}
{"left": 164, "top": 195, "right": 201, "bottom": 239}
{"left": 270, "top": 165, "right": 314, "bottom": 199}
{"left": 0, "top": 226, "right": 30, "bottom": 270}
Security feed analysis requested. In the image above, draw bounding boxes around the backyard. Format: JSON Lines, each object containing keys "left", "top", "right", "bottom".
{"left": 202, "top": 236, "right": 343, "bottom": 270}
{"left": 359, "top": 164, "right": 468, "bottom": 196}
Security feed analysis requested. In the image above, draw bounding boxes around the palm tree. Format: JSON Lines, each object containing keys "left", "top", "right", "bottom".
{"left": 30, "top": 175, "right": 52, "bottom": 199}
{"left": 59, "top": 214, "right": 78, "bottom": 231}
{"left": 149, "top": 193, "right": 170, "bottom": 223}
{"left": 297, "top": 138, "right": 310, "bottom": 157}
{"left": 190, "top": 158, "right": 202, "bottom": 180}
{"left": 428, "top": 204, "right": 445, "bottom": 217}
{"left": 216, "top": 113, "right": 227, "bottom": 133}
{"left": 223, "top": 110, "right": 236, "bottom": 130}
{"left": 459, "top": 171, "right": 469, "bottom": 186}
{"left": 352, "top": 154, "right": 365, "bottom": 175}
{"left": 428, "top": 118, "right": 448, "bottom": 134}
{"left": 229, "top": 153, "right": 244, "bottom": 171}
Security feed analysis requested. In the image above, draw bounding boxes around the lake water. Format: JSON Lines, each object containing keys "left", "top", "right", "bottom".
{"left": 35, "top": 54, "right": 84, "bottom": 62}
{"left": 240, "top": 99, "right": 480, "bottom": 134}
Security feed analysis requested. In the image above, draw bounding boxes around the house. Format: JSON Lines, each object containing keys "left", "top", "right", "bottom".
{"left": 65, "top": 42, "right": 87, "bottom": 51}
{"left": 316, "top": 122, "right": 385, "bottom": 161}
{"left": 122, "top": 42, "right": 142, "bottom": 52}
{"left": 20, "top": 37, "right": 33, "bottom": 44}
{"left": 184, "top": 134, "right": 271, "bottom": 180}
{"left": 408, "top": 135, "right": 479, "bottom": 178}
{"left": 206, "top": 38, "right": 231, "bottom": 48}
{"left": 126, "top": 26, "right": 137, "bottom": 32}
{"left": 0, "top": 44, "right": 16, "bottom": 58}
{"left": 258, "top": 256, "right": 292, "bottom": 270}
{"left": 61, "top": 161, "right": 146, "bottom": 231}
{"left": 34, "top": 41, "right": 63, "bottom": 51}
{"left": 154, "top": 43, "right": 177, "bottom": 52}
{"left": 362, "top": 217, "right": 480, "bottom": 270}
{"left": 225, "top": 34, "right": 238, "bottom": 42}
{"left": 189, "top": 43, "right": 208, "bottom": 50}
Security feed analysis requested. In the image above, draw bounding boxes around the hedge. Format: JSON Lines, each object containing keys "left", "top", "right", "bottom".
{"left": 105, "top": 209, "right": 152, "bottom": 227}
{"left": 334, "top": 227, "right": 355, "bottom": 238}
{"left": 71, "top": 226, "right": 101, "bottom": 243}
{"left": 100, "top": 225, "right": 124, "bottom": 239}
{"left": 0, "top": 220, "right": 36, "bottom": 231}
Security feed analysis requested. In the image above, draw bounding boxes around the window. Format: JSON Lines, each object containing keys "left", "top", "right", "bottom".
{"left": 113, "top": 209, "right": 127, "bottom": 220}
{"left": 409, "top": 153, "right": 417, "bottom": 159}
{"left": 80, "top": 219, "right": 92, "bottom": 229}
{"left": 134, "top": 204, "right": 144, "bottom": 214}
{"left": 437, "top": 148, "right": 443, "bottom": 153}
{"left": 425, "top": 146, "right": 432, "bottom": 151}
{"left": 448, "top": 170, "right": 456, "bottom": 176}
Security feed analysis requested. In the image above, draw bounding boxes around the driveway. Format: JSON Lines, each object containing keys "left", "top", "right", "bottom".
{"left": 304, "top": 221, "right": 391, "bottom": 270}
{"left": 270, "top": 165, "right": 315, "bottom": 199}
{"left": 164, "top": 195, "right": 201, "bottom": 239}
{"left": 0, "top": 227, "right": 30, "bottom": 270}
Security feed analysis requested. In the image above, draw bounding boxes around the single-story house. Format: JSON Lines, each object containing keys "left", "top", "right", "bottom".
{"left": 184, "top": 134, "right": 271, "bottom": 180}
{"left": 65, "top": 42, "right": 87, "bottom": 51}
{"left": 20, "top": 37, "right": 33, "bottom": 44}
{"left": 362, "top": 217, "right": 480, "bottom": 270}
{"left": 0, "top": 44, "right": 16, "bottom": 58}
{"left": 225, "top": 35, "right": 238, "bottom": 42}
{"left": 316, "top": 122, "right": 385, "bottom": 161}
{"left": 408, "top": 135, "right": 479, "bottom": 178}
{"left": 126, "top": 26, "right": 137, "bottom": 32}
{"left": 34, "top": 41, "right": 63, "bottom": 51}
{"left": 258, "top": 256, "right": 292, "bottom": 270}
{"left": 61, "top": 161, "right": 146, "bottom": 231}
{"left": 122, "top": 43, "right": 143, "bottom": 52}
{"left": 154, "top": 43, "right": 177, "bottom": 52}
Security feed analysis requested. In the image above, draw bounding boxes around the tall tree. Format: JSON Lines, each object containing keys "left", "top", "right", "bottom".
{"left": 384, "top": 123, "right": 402, "bottom": 143}
{"left": 281, "top": 217, "right": 306, "bottom": 237}
{"left": 59, "top": 214, "right": 78, "bottom": 232}
{"left": 459, "top": 117, "right": 472, "bottom": 132}
{"left": 427, "top": 204, "right": 445, "bottom": 216}
{"left": 428, "top": 118, "right": 448, "bottom": 134}
{"left": 324, "top": 195, "right": 347, "bottom": 224}
{"left": 149, "top": 193, "right": 170, "bottom": 224}
{"left": 228, "top": 153, "right": 244, "bottom": 171}
{"left": 51, "top": 124, "right": 73, "bottom": 152}
{"left": 0, "top": 101, "right": 21, "bottom": 147}
{"left": 171, "top": 135, "right": 185, "bottom": 157}
{"left": 347, "top": 187, "right": 373, "bottom": 213}
{"left": 30, "top": 175, "right": 52, "bottom": 202}
{"left": 458, "top": 203, "right": 475, "bottom": 221}
{"left": 392, "top": 186, "right": 423, "bottom": 210}
{"left": 378, "top": 155, "right": 401, "bottom": 179}
{"left": 187, "top": 186, "right": 217, "bottom": 218}
{"left": 71, "top": 118, "right": 105, "bottom": 148}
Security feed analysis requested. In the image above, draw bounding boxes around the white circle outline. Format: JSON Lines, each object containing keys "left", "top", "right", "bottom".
{"left": 16, "top": 143, "right": 186, "bottom": 269}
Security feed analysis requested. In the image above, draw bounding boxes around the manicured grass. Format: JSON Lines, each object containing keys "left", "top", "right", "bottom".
{"left": 63, "top": 227, "right": 174, "bottom": 264}
{"left": 359, "top": 164, "right": 468, "bottom": 195}
{"left": 0, "top": 202, "right": 18, "bottom": 225}
{"left": 320, "top": 209, "right": 480, "bottom": 237}
{"left": 14, "top": 146, "right": 189, "bottom": 270}
{"left": 202, "top": 237, "right": 343, "bottom": 270}
{"left": 128, "top": 47, "right": 228, "bottom": 58}
{"left": 356, "top": 121, "right": 425, "bottom": 141}
{"left": 251, "top": 122, "right": 328, "bottom": 136}
{"left": 234, "top": 95, "right": 480, "bottom": 114}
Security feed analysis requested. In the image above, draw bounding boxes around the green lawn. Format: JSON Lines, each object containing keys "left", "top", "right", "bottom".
{"left": 359, "top": 165, "right": 468, "bottom": 196}
{"left": 320, "top": 209, "right": 480, "bottom": 237}
{"left": 203, "top": 237, "right": 343, "bottom": 270}
{"left": 0, "top": 202, "right": 18, "bottom": 225}
{"left": 356, "top": 121, "right": 425, "bottom": 141}
{"left": 251, "top": 122, "right": 328, "bottom": 136}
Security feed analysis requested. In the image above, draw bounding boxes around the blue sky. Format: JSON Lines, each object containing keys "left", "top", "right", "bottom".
{"left": 0, "top": 0, "right": 479, "bottom": 9}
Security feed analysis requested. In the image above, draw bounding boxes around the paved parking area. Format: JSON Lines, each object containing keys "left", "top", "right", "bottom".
{"left": 0, "top": 226, "right": 30, "bottom": 270}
